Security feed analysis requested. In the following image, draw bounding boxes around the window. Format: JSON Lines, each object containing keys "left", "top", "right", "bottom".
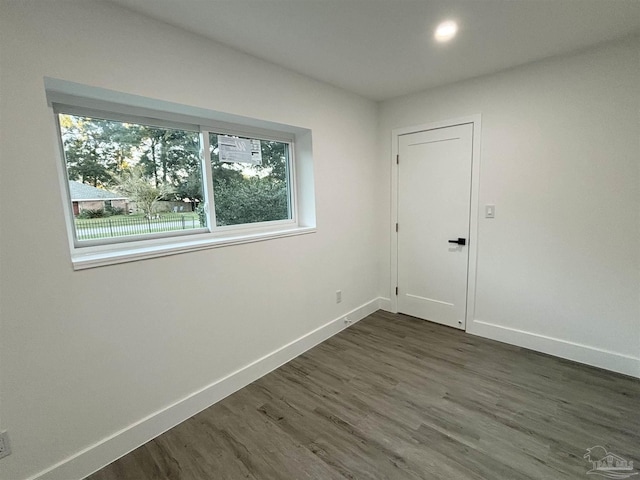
{"left": 58, "top": 113, "right": 206, "bottom": 243}
{"left": 209, "top": 133, "right": 291, "bottom": 227}
{"left": 47, "top": 79, "right": 315, "bottom": 269}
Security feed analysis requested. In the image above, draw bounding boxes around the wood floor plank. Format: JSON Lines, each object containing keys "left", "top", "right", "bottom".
{"left": 86, "top": 311, "right": 640, "bottom": 479}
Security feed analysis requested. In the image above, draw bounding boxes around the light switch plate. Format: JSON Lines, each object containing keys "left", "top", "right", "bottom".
{"left": 485, "top": 204, "right": 495, "bottom": 218}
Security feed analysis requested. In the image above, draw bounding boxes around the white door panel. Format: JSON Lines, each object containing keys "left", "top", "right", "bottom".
{"left": 397, "top": 124, "right": 473, "bottom": 329}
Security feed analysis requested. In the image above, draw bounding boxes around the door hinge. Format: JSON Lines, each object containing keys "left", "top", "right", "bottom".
{"left": 395, "top": 286, "right": 398, "bottom": 296}
{"left": 396, "top": 154, "right": 399, "bottom": 165}
{"left": 395, "top": 223, "right": 398, "bottom": 232}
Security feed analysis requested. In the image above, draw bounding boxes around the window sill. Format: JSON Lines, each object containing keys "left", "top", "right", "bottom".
{"left": 71, "top": 226, "right": 316, "bottom": 270}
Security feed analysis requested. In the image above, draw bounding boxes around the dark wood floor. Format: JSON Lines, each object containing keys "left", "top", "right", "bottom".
{"left": 87, "top": 311, "right": 640, "bottom": 480}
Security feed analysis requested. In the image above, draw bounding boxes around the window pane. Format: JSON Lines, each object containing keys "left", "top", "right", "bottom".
{"left": 58, "top": 114, "right": 206, "bottom": 242}
{"left": 209, "top": 133, "right": 291, "bottom": 227}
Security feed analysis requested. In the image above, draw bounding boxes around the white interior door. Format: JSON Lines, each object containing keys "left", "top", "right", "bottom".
{"left": 397, "top": 123, "right": 473, "bottom": 329}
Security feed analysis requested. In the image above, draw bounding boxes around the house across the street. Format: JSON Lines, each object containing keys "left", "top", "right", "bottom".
{"left": 68, "top": 180, "right": 128, "bottom": 216}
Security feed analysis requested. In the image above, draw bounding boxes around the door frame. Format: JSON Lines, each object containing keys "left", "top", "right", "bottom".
{"left": 390, "top": 115, "right": 482, "bottom": 331}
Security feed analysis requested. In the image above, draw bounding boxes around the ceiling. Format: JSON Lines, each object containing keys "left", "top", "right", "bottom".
{"left": 109, "top": 0, "right": 640, "bottom": 101}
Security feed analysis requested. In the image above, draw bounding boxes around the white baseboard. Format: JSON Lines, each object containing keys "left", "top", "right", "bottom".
{"left": 32, "top": 298, "right": 384, "bottom": 480}
{"left": 468, "top": 319, "right": 640, "bottom": 379}
{"left": 377, "top": 296, "right": 393, "bottom": 312}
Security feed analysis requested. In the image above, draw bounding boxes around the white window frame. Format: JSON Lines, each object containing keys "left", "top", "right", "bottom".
{"left": 201, "top": 127, "right": 298, "bottom": 234}
{"left": 46, "top": 78, "right": 316, "bottom": 270}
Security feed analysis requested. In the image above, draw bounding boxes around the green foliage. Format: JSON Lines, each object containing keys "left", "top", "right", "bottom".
{"left": 208, "top": 135, "right": 290, "bottom": 226}
{"left": 60, "top": 114, "right": 203, "bottom": 200}
{"left": 213, "top": 177, "right": 288, "bottom": 226}
{"left": 175, "top": 169, "right": 204, "bottom": 204}
{"left": 77, "top": 208, "right": 108, "bottom": 219}
{"left": 116, "top": 167, "right": 173, "bottom": 218}
{"left": 104, "top": 204, "right": 126, "bottom": 216}
{"left": 195, "top": 203, "right": 207, "bottom": 228}
{"left": 135, "top": 126, "right": 201, "bottom": 193}
{"left": 258, "top": 140, "right": 288, "bottom": 179}
{"left": 60, "top": 115, "right": 138, "bottom": 188}
{"left": 60, "top": 116, "right": 291, "bottom": 227}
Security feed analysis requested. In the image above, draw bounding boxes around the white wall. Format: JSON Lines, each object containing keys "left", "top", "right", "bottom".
{"left": 0, "top": 1, "right": 379, "bottom": 479}
{"left": 378, "top": 36, "right": 640, "bottom": 378}
{"left": 1, "top": 1, "right": 639, "bottom": 478}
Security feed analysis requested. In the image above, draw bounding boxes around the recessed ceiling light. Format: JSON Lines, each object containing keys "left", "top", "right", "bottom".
{"left": 434, "top": 20, "right": 458, "bottom": 42}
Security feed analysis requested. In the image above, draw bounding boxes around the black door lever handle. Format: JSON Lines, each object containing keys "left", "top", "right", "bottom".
{"left": 448, "top": 238, "right": 466, "bottom": 246}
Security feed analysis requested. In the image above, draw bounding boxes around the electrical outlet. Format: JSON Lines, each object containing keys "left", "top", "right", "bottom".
{"left": 0, "top": 431, "right": 11, "bottom": 459}
{"left": 344, "top": 316, "right": 352, "bottom": 325}
{"left": 336, "top": 290, "right": 342, "bottom": 303}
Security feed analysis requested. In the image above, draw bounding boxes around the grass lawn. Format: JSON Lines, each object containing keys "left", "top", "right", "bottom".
{"left": 75, "top": 212, "right": 199, "bottom": 226}
{"left": 73, "top": 212, "right": 203, "bottom": 240}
